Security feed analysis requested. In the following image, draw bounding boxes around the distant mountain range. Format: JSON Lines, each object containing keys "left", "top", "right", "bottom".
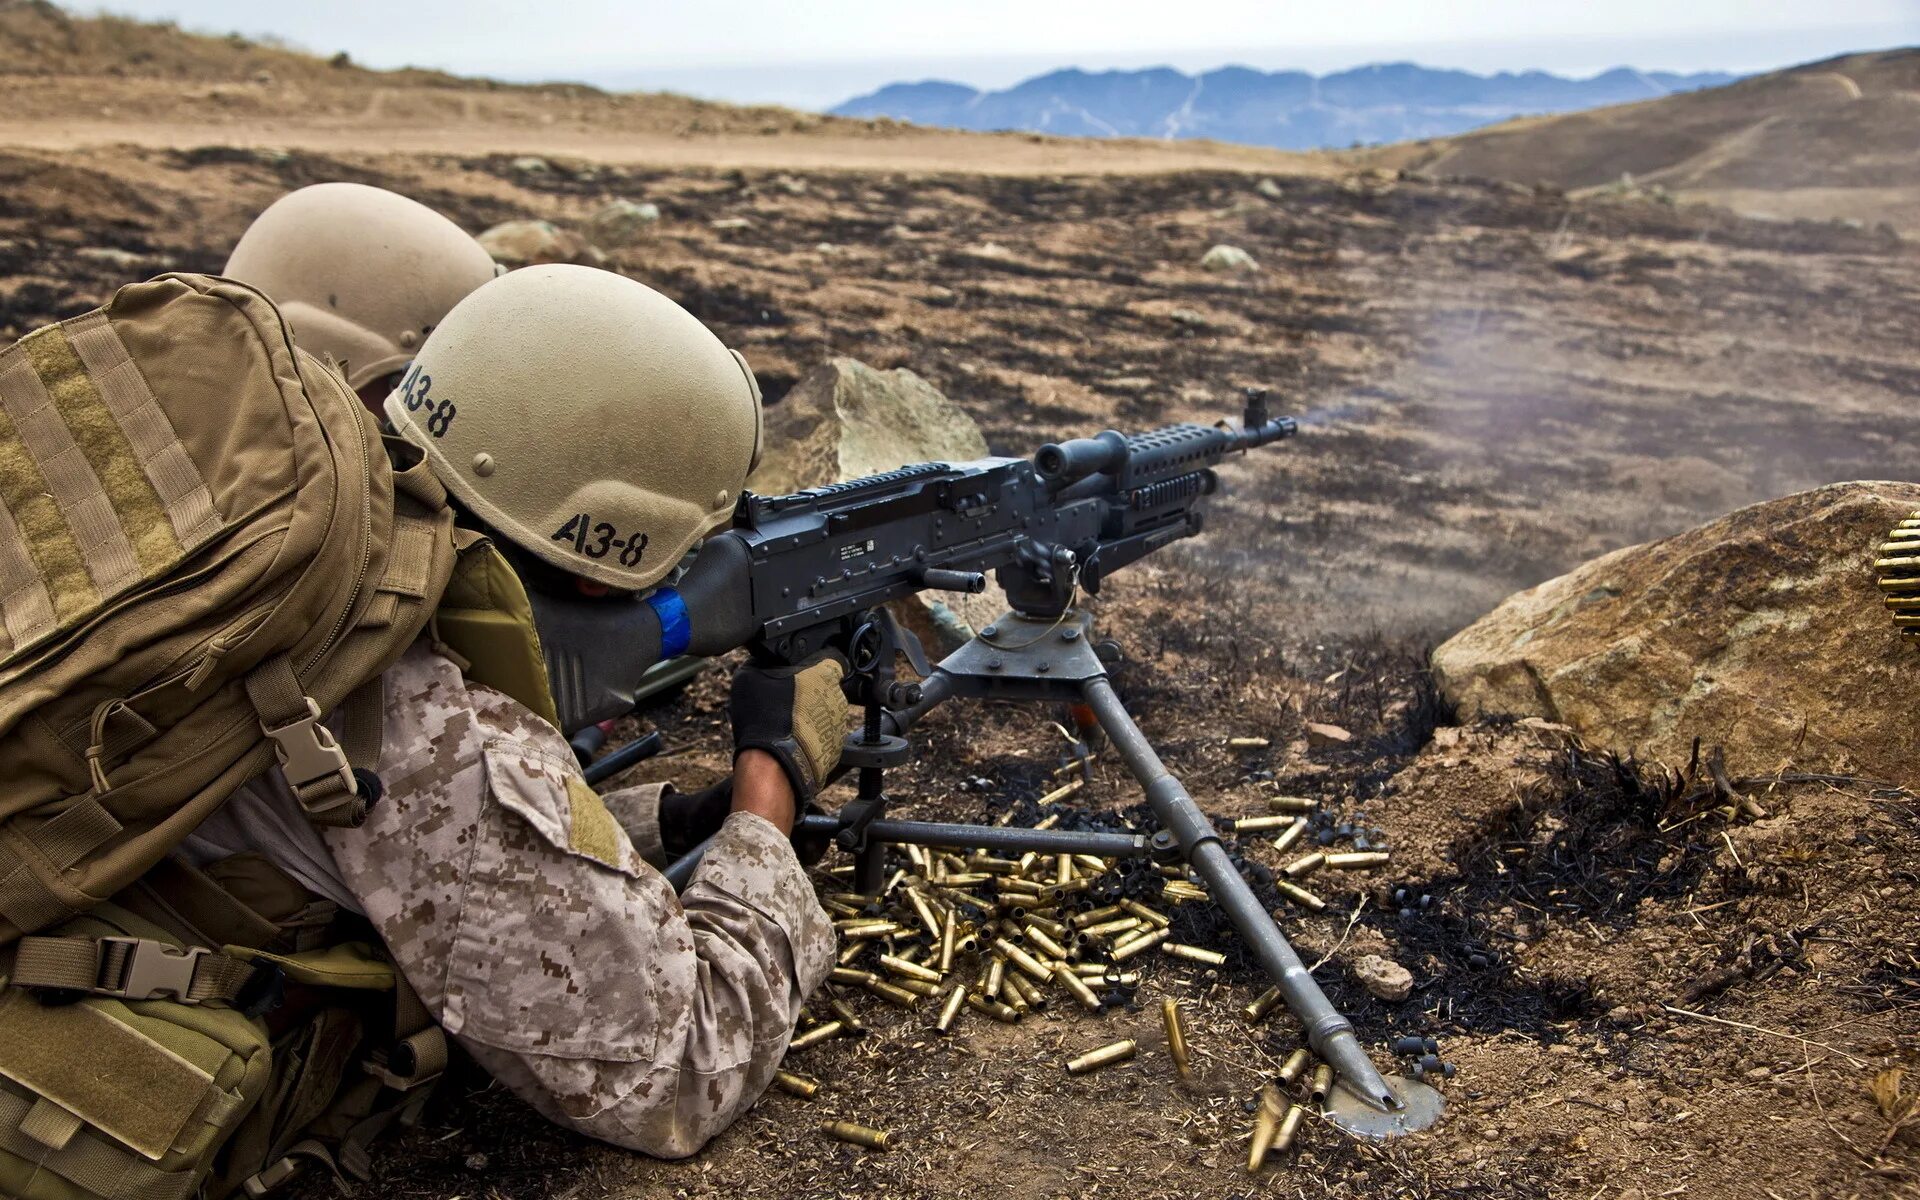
{"left": 830, "top": 63, "right": 1740, "bottom": 150}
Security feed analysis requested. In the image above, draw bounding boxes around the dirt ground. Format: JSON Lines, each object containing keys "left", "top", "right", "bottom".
{"left": 2, "top": 40, "right": 1918, "bottom": 1200}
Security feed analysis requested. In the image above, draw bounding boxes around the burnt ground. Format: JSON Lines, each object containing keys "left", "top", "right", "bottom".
{"left": 1, "top": 147, "right": 1916, "bottom": 1198}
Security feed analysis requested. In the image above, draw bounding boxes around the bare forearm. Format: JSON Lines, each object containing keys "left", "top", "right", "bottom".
{"left": 729, "top": 747, "right": 796, "bottom": 835}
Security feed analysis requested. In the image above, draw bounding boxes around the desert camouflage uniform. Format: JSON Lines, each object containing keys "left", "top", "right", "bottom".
{"left": 192, "top": 641, "right": 836, "bottom": 1158}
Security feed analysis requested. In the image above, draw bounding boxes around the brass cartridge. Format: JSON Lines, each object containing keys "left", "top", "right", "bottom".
{"left": 1271, "top": 819, "right": 1310, "bottom": 854}
{"left": 879, "top": 954, "right": 943, "bottom": 983}
{"left": 1003, "top": 971, "right": 1048, "bottom": 1011}
{"left": 823, "top": 1121, "right": 893, "bottom": 1150}
{"left": 905, "top": 887, "right": 943, "bottom": 938}
{"left": 1309, "top": 1063, "right": 1334, "bottom": 1104}
{"left": 1023, "top": 923, "right": 1070, "bottom": 961}
{"left": 938, "top": 908, "right": 959, "bottom": 974}
{"left": 994, "top": 938, "right": 1054, "bottom": 983}
{"left": 936, "top": 983, "right": 968, "bottom": 1033}
{"left": 830, "top": 967, "right": 878, "bottom": 987}
{"left": 1267, "top": 795, "right": 1317, "bottom": 813}
{"left": 1070, "top": 904, "right": 1126, "bottom": 929}
{"left": 1276, "top": 1048, "right": 1312, "bottom": 1085}
{"left": 1119, "top": 898, "right": 1172, "bottom": 928}
{"left": 1274, "top": 880, "right": 1327, "bottom": 912}
{"left": 1247, "top": 1082, "right": 1286, "bottom": 1172}
{"left": 1112, "top": 927, "right": 1171, "bottom": 962}
{"left": 789, "top": 1021, "right": 844, "bottom": 1050}
{"left": 1162, "top": 999, "right": 1192, "bottom": 1081}
{"left": 1066, "top": 1039, "right": 1137, "bottom": 1075}
{"left": 965, "top": 992, "right": 1021, "bottom": 1023}
{"left": 863, "top": 979, "right": 920, "bottom": 1008}
{"left": 1081, "top": 917, "right": 1143, "bottom": 939}
{"left": 1324, "top": 851, "right": 1390, "bottom": 869}
{"left": 1231, "top": 815, "right": 1296, "bottom": 833}
{"left": 1162, "top": 942, "right": 1228, "bottom": 966}
{"left": 891, "top": 976, "right": 943, "bottom": 998}
{"left": 1273, "top": 1103, "right": 1305, "bottom": 1153}
{"left": 1053, "top": 963, "right": 1104, "bottom": 1012}
{"left": 984, "top": 956, "right": 1006, "bottom": 1000}
{"left": 826, "top": 995, "right": 867, "bottom": 1033}
{"left": 1282, "top": 852, "right": 1326, "bottom": 879}
{"left": 1242, "top": 985, "right": 1283, "bottom": 1023}
{"left": 773, "top": 1070, "right": 820, "bottom": 1099}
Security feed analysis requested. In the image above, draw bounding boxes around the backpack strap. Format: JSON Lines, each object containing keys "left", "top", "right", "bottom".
{"left": 10, "top": 935, "right": 264, "bottom": 1006}
{"left": 244, "top": 656, "right": 382, "bottom": 830}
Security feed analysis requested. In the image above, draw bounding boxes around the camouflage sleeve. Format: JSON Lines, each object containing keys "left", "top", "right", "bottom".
{"left": 598, "top": 780, "right": 667, "bottom": 867}
{"left": 323, "top": 643, "right": 837, "bottom": 1158}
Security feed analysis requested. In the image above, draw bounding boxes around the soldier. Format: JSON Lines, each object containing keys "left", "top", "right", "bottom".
{"left": 222, "top": 182, "right": 499, "bottom": 411}
{"left": 180, "top": 263, "right": 843, "bottom": 1157}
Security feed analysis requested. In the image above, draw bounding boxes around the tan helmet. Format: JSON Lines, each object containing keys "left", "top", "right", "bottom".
{"left": 385, "top": 264, "right": 764, "bottom": 591}
{"left": 223, "top": 182, "right": 499, "bottom": 391}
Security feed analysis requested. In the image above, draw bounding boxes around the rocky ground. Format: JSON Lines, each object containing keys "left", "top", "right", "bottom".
{"left": 2, "top": 144, "right": 1917, "bottom": 1198}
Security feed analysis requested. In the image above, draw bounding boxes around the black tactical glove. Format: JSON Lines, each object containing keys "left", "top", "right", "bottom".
{"left": 658, "top": 778, "right": 732, "bottom": 859}
{"left": 729, "top": 652, "right": 850, "bottom": 804}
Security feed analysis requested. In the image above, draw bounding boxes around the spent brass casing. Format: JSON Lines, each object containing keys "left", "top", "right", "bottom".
{"left": 835, "top": 941, "right": 867, "bottom": 966}
{"left": 1274, "top": 881, "right": 1327, "bottom": 912}
{"left": 1073, "top": 854, "right": 1109, "bottom": 873}
{"left": 1034, "top": 812, "right": 1062, "bottom": 831}
{"left": 1053, "top": 963, "right": 1104, "bottom": 1012}
{"left": 1120, "top": 898, "right": 1171, "bottom": 928}
{"left": 1039, "top": 778, "right": 1084, "bottom": 806}
{"left": 773, "top": 1070, "right": 820, "bottom": 1099}
{"left": 1162, "top": 999, "right": 1192, "bottom": 1080}
{"left": 905, "top": 888, "right": 943, "bottom": 939}
{"left": 1004, "top": 970, "right": 1047, "bottom": 1011}
{"left": 936, "top": 983, "right": 968, "bottom": 1033}
{"left": 1024, "top": 913, "right": 1069, "bottom": 939}
{"left": 994, "top": 937, "right": 1055, "bottom": 983}
{"left": 830, "top": 967, "right": 878, "bottom": 987}
{"left": 821, "top": 898, "right": 863, "bottom": 918}
{"left": 1282, "top": 852, "right": 1326, "bottom": 879}
{"left": 985, "top": 956, "right": 1006, "bottom": 1000}
{"left": 1041, "top": 879, "right": 1092, "bottom": 903}
{"left": 939, "top": 909, "right": 959, "bottom": 974}
{"left": 940, "top": 873, "right": 993, "bottom": 886}
{"left": 1066, "top": 1039, "right": 1137, "bottom": 1075}
{"left": 1070, "top": 904, "right": 1126, "bottom": 929}
{"left": 1081, "top": 917, "right": 1142, "bottom": 939}
{"left": 967, "top": 854, "right": 1020, "bottom": 875}
{"left": 1276, "top": 1047, "right": 1312, "bottom": 1085}
{"left": 880, "top": 954, "right": 943, "bottom": 983}
{"left": 1242, "top": 985, "right": 1283, "bottom": 1023}
{"left": 1247, "top": 1082, "right": 1286, "bottom": 1172}
{"left": 966, "top": 992, "right": 1021, "bottom": 1023}
{"left": 997, "top": 877, "right": 1045, "bottom": 897}
{"left": 826, "top": 995, "right": 867, "bottom": 1032}
{"left": 1272, "top": 819, "right": 1310, "bottom": 854}
{"left": 1162, "top": 942, "right": 1229, "bottom": 966}
{"left": 1072, "top": 964, "right": 1140, "bottom": 984}
{"left": 823, "top": 1121, "right": 893, "bottom": 1150}
{"left": 1024, "top": 924, "right": 1071, "bottom": 961}
{"left": 884, "top": 867, "right": 909, "bottom": 895}
{"left": 1267, "top": 795, "right": 1317, "bottom": 813}
{"left": 892, "top": 976, "right": 943, "bottom": 998}
{"left": 789, "top": 1021, "right": 845, "bottom": 1050}
{"left": 1232, "top": 815, "right": 1296, "bottom": 833}
{"left": 1309, "top": 1063, "right": 1334, "bottom": 1104}
{"left": 838, "top": 920, "right": 903, "bottom": 939}
{"left": 1273, "top": 1103, "right": 1305, "bottom": 1153}
{"left": 1015, "top": 851, "right": 1040, "bottom": 876}
{"left": 1324, "top": 851, "right": 1390, "bottom": 869}
{"left": 1229, "top": 736, "right": 1271, "bottom": 748}
{"left": 1112, "top": 928, "right": 1171, "bottom": 962}
{"left": 863, "top": 979, "right": 920, "bottom": 1008}
{"left": 1055, "top": 854, "right": 1074, "bottom": 886}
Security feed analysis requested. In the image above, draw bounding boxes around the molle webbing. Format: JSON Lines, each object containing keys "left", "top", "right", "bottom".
{"left": 0, "top": 796, "right": 122, "bottom": 935}
{"left": 0, "top": 312, "right": 220, "bottom": 662}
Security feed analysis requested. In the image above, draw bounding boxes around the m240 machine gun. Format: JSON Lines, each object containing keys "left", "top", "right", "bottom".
{"left": 580, "top": 387, "right": 1441, "bottom": 1134}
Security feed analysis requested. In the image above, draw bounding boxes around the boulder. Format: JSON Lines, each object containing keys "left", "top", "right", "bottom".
{"left": 587, "top": 199, "right": 661, "bottom": 247}
{"left": 1433, "top": 482, "right": 1920, "bottom": 781}
{"left": 1200, "top": 244, "right": 1258, "bottom": 272}
{"left": 476, "top": 220, "right": 604, "bottom": 267}
{"left": 751, "top": 358, "right": 1006, "bottom": 644}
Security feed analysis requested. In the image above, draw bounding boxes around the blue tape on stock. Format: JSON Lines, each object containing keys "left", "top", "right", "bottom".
{"left": 647, "top": 588, "right": 692, "bottom": 658}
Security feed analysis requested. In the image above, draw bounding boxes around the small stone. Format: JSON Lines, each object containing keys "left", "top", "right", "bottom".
{"left": 1256, "top": 178, "right": 1285, "bottom": 200}
{"left": 772, "top": 174, "right": 808, "bottom": 195}
{"left": 586, "top": 199, "right": 661, "bottom": 247}
{"left": 1351, "top": 953, "right": 1413, "bottom": 1001}
{"left": 1200, "top": 244, "right": 1258, "bottom": 273}
{"left": 1305, "top": 722, "right": 1353, "bottom": 749}
{"left": 711, "top": 217, "right": 754, "bottom": 231}
{"left": 1745, "top": 1066, "right": 1771, "bottom": 1079}
{"left": 477, "top": 220, "right": 604, "bottom": 267}
{"left": 510, "top": 155, "right": 550, "bottom": 175}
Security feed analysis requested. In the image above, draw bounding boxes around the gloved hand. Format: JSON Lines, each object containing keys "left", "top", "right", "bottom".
{"left": 729, "top": 652, "right": 849, "bottom": 804}
{"left": 658, "top": 778, "right": 732, "bottom": 859}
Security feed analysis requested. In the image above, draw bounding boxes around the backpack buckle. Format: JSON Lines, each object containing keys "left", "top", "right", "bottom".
{"left": 263, "top": 697, "right": 357, "bottom": 797}
{"left": 96, "top": 937, "right": 210, "bottom": 1002}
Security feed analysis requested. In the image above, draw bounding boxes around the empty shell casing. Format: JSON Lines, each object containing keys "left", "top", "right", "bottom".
{"left": 1276, "top": 1048, "right": 1313, "bottom": 1085}
{"left": 773, "top": 1070, "right": 819, "bottom": 1098}
{"left": 1242, "top": 985, "right": 1283, "bottom": 1023}
{"left": 838, "top": 920, "right": 903, "bottom": 940}
{"left": 994, "top": 938, "right": 1054, "bottom": 983}
{"left": 905, "top": 888, "right": 943, "bottom": 939}
{"left": 1055, "top": 854, "right": 1074, "bottom": 885}
{"left": 1120, "top": 898, "right": 1172, "bottom": 928}
{"left": 1024, "top": 924, "right": 1070, "bottom": 960}
{"left": 1162, "top": 999, "right": 1191, "bottom": 1081}
{"left": 966, "top": 992, "right": 1021, "bottom": 1023}
{"left": 1274, "top": 881, "right": 1327, "bottom": 912}
{"left": 1112, "top": 928, "right": 1171, "bottom": 962}
{"left": 863, "top": 979, "right": 920, "bottom": 1008}
{"left": 879, "top": 954, "right": 943, "bottom": 983}
{"left": 826, "top": 995, "right": 867, "bottom": 1033}
{"left": 1324, "top": 851, "right": 1390, "bottom": 869}
{"left": 1272, "top": 819, "right": 1310, "bottom": 854}
{"left": 1053, "top": 963, "right": 1104, "bottom": 1012}
{"left": 1040, "top": 779, "right": 1083, "bottom": 806}
{"left": 1232, "top": 815, "right": 1296, "bottom": 833}
{"left": 1070, "top": 904, "right": 1126, "bottom": 929}
{"left": 1015, "top": 851, "right": 1040, "bottom": 876}
{"left": 830, "top": 967, "right": 878, "bottom": 987}
{"left": 1082, "top": 917, "right": 1143, "bottom": 939}
{"left": 1072, "top": 965, "right": 1141, "bottom": 985}
{"left": 1162, "top": 942, "right": 1228, "bottom": 966}
{"left": 1247, "top": 1082, "right": 1286, "bottom": 1172}
{"left": 938, "top": 909, "right": 959, "bottom": 974}
{"left": 823, "top": 1120, "right": 892, "bottom": 1150}
{"left": 1024, "top": 913, "right": 1069, "bottom": 940}
{"left": 1273, "top": 1103, "right": 1305, "bottom": 1153}
{"left": 984, "top": 956, "right": 1006, "bottom": 999}
{"left": 789, "top": 1021, "right": 844, "bottom": 1050}
{"left": 1003, "top": 970, "right": 1047, "bottom": 1011}
{"left": 1229, "top": 736, "right": 1270, "bottom": 748}
{"left": 1066, "top": 1039, "right": 1137, "bottom": 1075}
{"left": 1309, "top": 1063, "right": 1334, "bottom": 1104}
{"left": 821, "top": 898, "right": 863, "bottom": 918}
{"left": 834, "top": 941, "right": 866, "bottom": 966}
{"left": 1267, "top": 795, "right": 1318, "bottom": 813}
{"left": 1073, "top": 854, "right": 1108, "bottom": 873}
{"left": 936, "top": 983, "right": 968, "bottom": 1033}
{"left": 891, "top": 976, "right": 943, "bottom": 998}
{"left": 1282, "top": 852, "right": 1326, "bottom": 879}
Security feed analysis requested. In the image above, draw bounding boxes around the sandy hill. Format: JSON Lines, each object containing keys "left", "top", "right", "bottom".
{"left": 1368, "top": 49, "right": 1920, "bottom": 231}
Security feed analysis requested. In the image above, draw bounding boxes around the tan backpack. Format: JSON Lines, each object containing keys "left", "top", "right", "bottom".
{"left": 0, "top": 273, "right": 461, "bottom": 1198}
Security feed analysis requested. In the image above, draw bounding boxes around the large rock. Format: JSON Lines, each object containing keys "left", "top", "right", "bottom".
{"left": 476, "top": 220, "right": 604, "bottom": 267}
{"left": 1433, "top": 482, "right": 1920, "bottom": 782}
{"left": 751, "top": 358, "right": 1006, "bottom": 643}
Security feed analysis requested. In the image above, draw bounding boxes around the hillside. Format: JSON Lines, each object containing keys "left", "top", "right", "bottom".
{"left": 1369, "top": 49, "right": 1920, "bottom": 230}
{"left": 833, "top": 63, "right": 1736, "bottom": 150}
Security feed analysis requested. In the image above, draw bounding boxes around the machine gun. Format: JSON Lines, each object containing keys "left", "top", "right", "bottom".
{"left": 592, "top": 387, "right": 1437, "bottom": 1132}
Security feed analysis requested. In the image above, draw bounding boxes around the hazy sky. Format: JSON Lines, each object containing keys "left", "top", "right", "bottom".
{"left": 89, "top": 0, "right": 1919, "bottom": 109}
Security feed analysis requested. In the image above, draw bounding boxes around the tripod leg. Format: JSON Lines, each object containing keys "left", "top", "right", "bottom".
{"left": 1079, "top": 676, "right": 1398, "bottom": 1113}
